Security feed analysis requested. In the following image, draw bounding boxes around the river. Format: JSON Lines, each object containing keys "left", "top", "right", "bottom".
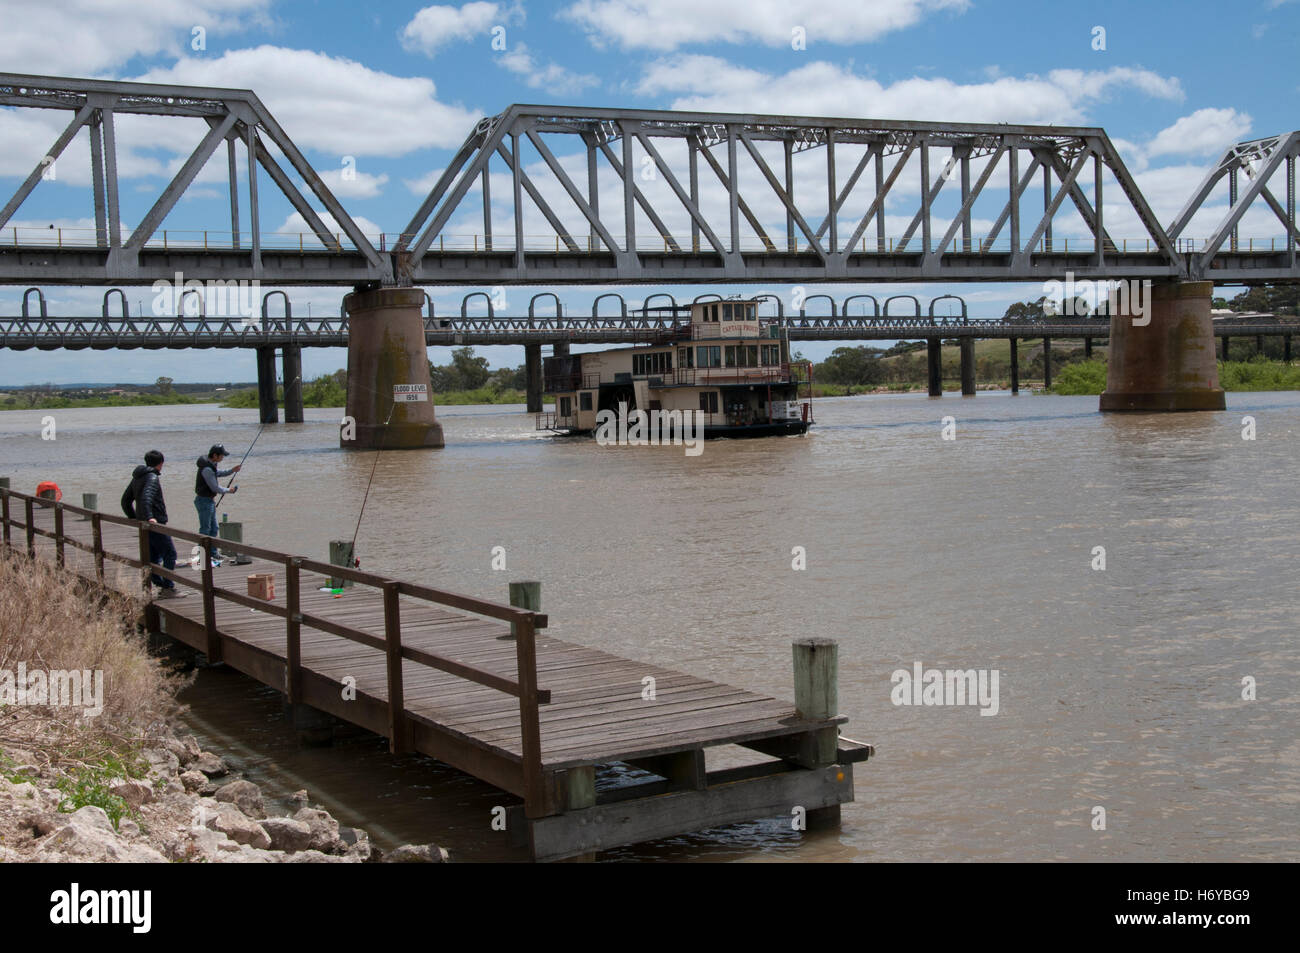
{"left": 2, "top": 391, "right": 1297, "bottom": 862}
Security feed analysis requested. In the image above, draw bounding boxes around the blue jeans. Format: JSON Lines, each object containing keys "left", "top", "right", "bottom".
{"left": 148, "top": 529, "right": 177, "bottom": 589}
{"left": 195, "top": 496, "right": 218, "bottom": 544}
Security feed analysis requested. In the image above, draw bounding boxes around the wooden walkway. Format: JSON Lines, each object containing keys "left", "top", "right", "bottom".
{"left": 1, "top": 487, "right": 869, "bottom": 860}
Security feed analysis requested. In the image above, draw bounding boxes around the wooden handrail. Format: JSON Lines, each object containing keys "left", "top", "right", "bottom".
{"left": 0, "top": 485, "right": 550, "bottom": 792}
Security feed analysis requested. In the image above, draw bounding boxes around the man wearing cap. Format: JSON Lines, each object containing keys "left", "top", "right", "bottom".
{"left": 195, "top": 444, "right": 241, "bottom": 561}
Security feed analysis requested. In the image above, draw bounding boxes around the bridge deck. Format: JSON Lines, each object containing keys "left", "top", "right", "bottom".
{"left": 3, "top": 491, "right": 863, "bottom": 860}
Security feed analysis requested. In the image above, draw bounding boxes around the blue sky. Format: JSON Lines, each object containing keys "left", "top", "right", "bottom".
{"left": 0, "top": 0, "right": 1296, "bottom": 384}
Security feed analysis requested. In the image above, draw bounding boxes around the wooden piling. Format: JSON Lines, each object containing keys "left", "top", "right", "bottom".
{"left": 328, "top": 539, "right": 354, "bottom": 588}
{"left": 508, "top": 580, "right": 541, "bottom": 640}
{"left": 793, "top": 637, "right": 841, "bottom": 828}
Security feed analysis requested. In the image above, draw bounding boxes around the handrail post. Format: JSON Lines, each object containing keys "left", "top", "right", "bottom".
{"left": 54, "top": 501, "right": 65, "bottom": 567}
{"left": 201, "top": 536, "right": 220, "bottom": 662}
{"left": 383, "top": 580, "right": 408, "bottom": 754}
{"left": 92, "top": 512, "right": 105, "bottom": 584}
{"left": 514, "top": 612, "right": 544, "bottom": 817}
{"left": 137, "top": 522, "right": 151, "bottom": 593}
{"left": 286, "top": 557, "right": 302, "bottom": 704}
{"left": 25, "top": 497, "right": 35, "bottom": 558}
{"left": 2, "top": 489, "right": 10, "bottom": 547}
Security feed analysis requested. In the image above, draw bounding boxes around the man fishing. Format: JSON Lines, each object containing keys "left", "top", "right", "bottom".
{"left": 195, "top": 444, "right": 240, "bottom": 562}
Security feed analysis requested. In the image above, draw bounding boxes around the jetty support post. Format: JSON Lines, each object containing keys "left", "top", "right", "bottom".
{"left": 328, "top": 539, "right": 354, "bottom": 588}
{"left": 1009, "top": 337, "right": 1020, "bottom": 394}
{"left": 508, "top": 580, "right": 541, "bottom": 639}
{"left": 80, "top": 492, "right": 97, "bottom": 520}
{"left": 1042, "top": 337, "right": 1053, "bottom": 389}
{"left": 793, "top": 637, "right": 841, "bottom": 829}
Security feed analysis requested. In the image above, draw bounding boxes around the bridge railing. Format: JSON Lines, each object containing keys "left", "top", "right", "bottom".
{"left": 6, "top": 225, "right": 1292, "bottom": 257}
{"left": 0, "top": 487, "right": 550, "bottom": 808}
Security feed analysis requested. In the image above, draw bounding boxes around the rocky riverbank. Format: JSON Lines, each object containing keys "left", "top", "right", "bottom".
{"left": 0, "top": 723, "right": 447, "bottom": 863}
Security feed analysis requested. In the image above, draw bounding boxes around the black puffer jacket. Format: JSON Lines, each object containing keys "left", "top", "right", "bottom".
{"left": 137, "top": 468, "right": 168, "bottom": 524}
{"left": 121, "top": 464, "right": 149, "bottom": 518}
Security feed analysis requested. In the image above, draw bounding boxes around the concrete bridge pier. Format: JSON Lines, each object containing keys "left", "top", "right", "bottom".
{"left": 1009, "top": 337, "right": 1020, "bottom": 394}
{"left": 255, "top": 345, "right": 278, "bottom": 424}
{"left": 1042, "top": 338, "right": 1053, "bottom": 389}
{"left": 1285, "top": 335, "right": 1292, "bottom": 363}
{"left": 341, "top": 287, "right": 444, "bottom": 449}
{"left": 1084, "top": 337, "right": 1093, "bottom": 359}
{"left": 1221, "top": 335, "right": 1230, "bottom": 361}
{"left": 525, "top": 342, "right": 543, "bottom": 413}
{"left": 959, "top": 338, "right": 976, "bottom": 395}
{"left": 1100, "top": 280, "right": 1225, "bottom": 412}
{"left": 282, "top": 345, "right": 303, "bottom": 423}
{"left": 926, "top": 339, "right": 943, "bottom": 396}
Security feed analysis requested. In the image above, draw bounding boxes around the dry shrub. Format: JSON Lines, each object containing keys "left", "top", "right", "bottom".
{"left": 0, "top": 548, "right": 189, "bottom": 767}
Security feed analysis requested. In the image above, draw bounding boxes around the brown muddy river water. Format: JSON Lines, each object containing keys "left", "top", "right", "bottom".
{"left": 2, "top": 392, "right": 1297, "bottom": 862}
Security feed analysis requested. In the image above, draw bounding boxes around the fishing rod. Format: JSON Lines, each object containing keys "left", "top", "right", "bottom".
{"left": 215, "top": 374, "right": 299, "bottom": 511}
{"left": 344, "top": 400, "right": 397, "bottom": 569}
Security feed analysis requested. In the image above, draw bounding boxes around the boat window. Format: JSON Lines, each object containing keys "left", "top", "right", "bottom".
{"left": 559, "top": 396, "right": 572, "bottom": 417}
{"left": 747, "top": 304, "right": 756, "bottom": 320}
{"left": 697, "top": 345, "right": 721, "bottom": 367}
{"left": 678, "top": 347, "right": 694, "bottom": 368}
{"left": 724, "top": 345, "right": 737, "bottom": 367}
{"left": 744, "top": 345, "right": 759, "bottom": 367}
{"left": 722, "top": 303, "right": 732, "bottom": 320}
{"left": 579, "top": 392, "right": 592, "bottom": 411}
{"left": 699, "top": 391, "right": 718, "bottom": 413}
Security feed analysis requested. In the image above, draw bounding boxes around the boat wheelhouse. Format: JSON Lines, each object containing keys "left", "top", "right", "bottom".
{"left": 537, "top": 298, "right": 814, "bottom": 439}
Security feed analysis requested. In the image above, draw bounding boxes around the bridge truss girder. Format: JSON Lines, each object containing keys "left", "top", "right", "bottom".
{"left": 0, "top": 73, "right": 387, "bottom": 285}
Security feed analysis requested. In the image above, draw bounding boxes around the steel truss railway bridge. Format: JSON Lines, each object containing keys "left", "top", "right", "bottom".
{"left": 2, "top": 72, "right": 1296, "bottom": 420}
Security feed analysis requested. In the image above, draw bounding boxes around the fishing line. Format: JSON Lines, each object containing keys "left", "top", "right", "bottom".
{"left": 346, "top": 400, "right": 396, "bottom": 565}
{"left": 214, "top": 375, "right": 299, "bottom": 511}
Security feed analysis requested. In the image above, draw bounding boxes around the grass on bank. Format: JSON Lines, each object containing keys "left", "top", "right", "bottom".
{"left": 1045, "top": 359, "right": 1300, "bottom": 395}
{"left": 0, "top": 549, "right": 187, "bottom": 828}
{"left": 220, "top": 383, "right": 528, "bottom": 408}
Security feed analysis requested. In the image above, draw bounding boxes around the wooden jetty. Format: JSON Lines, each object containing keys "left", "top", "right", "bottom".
{"left": 0, "top": 486, "right": 871, "bottom": 861}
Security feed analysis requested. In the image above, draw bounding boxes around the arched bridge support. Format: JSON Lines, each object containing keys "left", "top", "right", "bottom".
{"left": 1100, "top": 280, "right": 1225, "bottom": 412}
{"left": 342, "top": 288, "right": 444, "bottom": 449}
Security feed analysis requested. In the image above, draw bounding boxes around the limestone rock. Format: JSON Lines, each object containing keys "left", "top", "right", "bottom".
{"left": 292, "top": 807, "right": 343, "bottom": 854}
{"left": 207, "top": 804, "right": 271, "bottom": 849}
{"left": 109, "top": 779, "right": 154, "bottom": 808}
{"left": 179, "top": 770, "right": 208, "bottom": 793}
{"left": 260, "top": 816, "right": 313, "bottom": 852}
{"left": 194, "top": 751, "right": 227, "bottom": 777}
{"left": 382, "top": 844, "right": 448, "bottom": 863}
{"left": 214, "top": 779, "right": 265, "bottom": 819}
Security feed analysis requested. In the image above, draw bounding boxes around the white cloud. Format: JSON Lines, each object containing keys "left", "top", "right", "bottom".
{"left": 0, "top": 0, "right": 270, "bottom": 76}
{"left": 635, "top": 57, "right": 1183, "bottom": 124}
{"left": 400, "top": 2, "right": 512, "bottom": 56}
{"left": 279, "top": 211, "right": 386, "bottom": 246}
{"left": 135, "top": 47, "right": 482, "bottom": 156}
{"left": 1145, "top": 108, "right": 1253, "bottom": 159}
{"left": 562, "top": 0, "right": 968, "bottom": 51}
{"left": 316, "top": 167, "right": 390, "bottom": 200}
{"left": 498, "top": 43, "right": 601, "bottom": 96}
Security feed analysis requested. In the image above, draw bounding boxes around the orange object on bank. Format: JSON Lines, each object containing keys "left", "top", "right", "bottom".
{"left": 35, "top": 481, "right": 62, "bottom": 501}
